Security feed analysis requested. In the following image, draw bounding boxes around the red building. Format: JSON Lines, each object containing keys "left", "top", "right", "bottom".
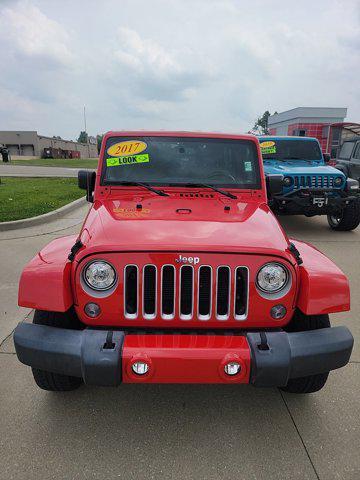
{"left": 268, "top": 107, "right": 360, "bottom": 158}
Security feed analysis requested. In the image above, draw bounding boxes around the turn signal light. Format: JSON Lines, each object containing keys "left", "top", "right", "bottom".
{"left": 84, "top": 302, "right": 101, "bottom": 318}
{"left": 270, "top": 304, "right": 287, "bottom": 319}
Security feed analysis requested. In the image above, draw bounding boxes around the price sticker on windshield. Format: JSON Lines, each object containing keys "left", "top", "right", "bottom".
{"left": 260, "top": 141, "right": 276, "bottom": 155}
{"left": 107, "top": 140, "right": 147, "bottom": 157}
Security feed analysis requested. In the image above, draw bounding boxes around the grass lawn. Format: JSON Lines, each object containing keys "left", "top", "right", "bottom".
{"left": 0, "top": 177, "right": 84, "bottom": 222}
{"left": 10, "top": 158, "right": 98, "bottom": 169}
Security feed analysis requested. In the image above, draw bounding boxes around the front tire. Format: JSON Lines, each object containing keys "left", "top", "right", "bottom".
{"left": 31, "top": 309, "right": 83, "bottom": 391}
{"left": 327, "top": 200, "right": 360, "bottom": 231}
{"left": 281, "top": 311, "right": 330, "bottom": 394}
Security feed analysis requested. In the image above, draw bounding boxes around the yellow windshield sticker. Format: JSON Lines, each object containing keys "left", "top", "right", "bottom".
{"left": 106, "top": 153, "right": 150, "bottom": 167}
{"left": 107, "top": 140, "right": 147, "bottom": 157}
{"left": 260, "top": 141, "right": 276, "bottom": 155}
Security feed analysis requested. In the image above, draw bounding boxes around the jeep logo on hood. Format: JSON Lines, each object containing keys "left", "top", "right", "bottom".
{"left": 175, "top": 255, "right": 200, "bottom": 265}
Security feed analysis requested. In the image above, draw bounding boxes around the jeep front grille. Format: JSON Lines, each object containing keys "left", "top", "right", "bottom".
{"left": 293, "top": 175, "right": 336, "bottom": 189}
{"left": 123, "top": 264, "right": 248, "bottom": 321}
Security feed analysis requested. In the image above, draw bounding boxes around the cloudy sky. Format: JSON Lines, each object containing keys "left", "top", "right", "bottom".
{"left": 0, "top": 0, "right": 359, "bottom": 140}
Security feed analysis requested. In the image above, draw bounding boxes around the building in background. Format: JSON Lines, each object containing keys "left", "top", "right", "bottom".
{"left": 0, "top": 131, "right": 98, "bottom": 158}
{"left": 268, "top": 107, "right": 360, "bottom": 158}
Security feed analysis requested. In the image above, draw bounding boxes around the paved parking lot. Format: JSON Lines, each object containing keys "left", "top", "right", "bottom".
{"left": 0, "top": 208, "right": 359, "bottom": 480}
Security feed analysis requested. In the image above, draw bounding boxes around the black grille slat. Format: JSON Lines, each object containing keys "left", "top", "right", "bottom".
{"left": 162, "top": 266, "right": 175, "bottom": 316}
{"left": 198, "top": 266, "right": 211, "bottom": 317}
{"left": 125, "top": 265, "right": 138, "bottom": 316}
{"left": 235, "top": 267, "right": 248, "bottom": 318}
{"left": 180, "top": 266, "right": 193, "bottom": 317}
{"left": 216, "top": 267, "right": 230, "bottom": 318}
{"left": 143, "top": 265, "right": 156, "bottom": 316}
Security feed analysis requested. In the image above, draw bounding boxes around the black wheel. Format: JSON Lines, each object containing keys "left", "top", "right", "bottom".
{"left": 327, "top": 200, "right": 360, "bottom": 231}
{"left": 31, "top": 309, "right": 83, "bottom": 391}
{"left": 281, "top": 310, "right": 330, "bottom": 394}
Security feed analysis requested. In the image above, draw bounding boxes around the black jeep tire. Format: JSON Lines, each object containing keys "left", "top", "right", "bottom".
{"left": 31, "top": 309, "right": 83, "bottom": 391}
{"left": 281, "top": 310, "right": 330, "bottom": 394}
{"left": 327, "top": 200, "right": 360, "bottom": 231}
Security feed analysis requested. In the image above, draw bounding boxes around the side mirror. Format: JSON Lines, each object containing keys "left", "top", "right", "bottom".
{"left": 266, "top": 174, "right": 284, "bottom": 196}
{"left": 323, "top": 153, "right": 331, "bottom": 163}
{"left": 78, "top": 170, "right": 96, "bottom": 202}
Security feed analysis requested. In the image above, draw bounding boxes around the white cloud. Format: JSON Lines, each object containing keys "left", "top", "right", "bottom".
{"left": 111, "top": 27, "right": 211, "bottom": 102}
{"left": 0, "top": 0, "right": 73, "bottom": 66}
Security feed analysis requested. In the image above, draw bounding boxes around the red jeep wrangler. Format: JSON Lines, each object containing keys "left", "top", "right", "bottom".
{"left": 14, "top": 132, "right": 354, "bottom": 393}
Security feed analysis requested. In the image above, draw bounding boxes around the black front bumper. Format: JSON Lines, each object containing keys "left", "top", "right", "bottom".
{"left": 271, "top": 188, "right": 359, "bottom": 216}
{"left": 13, "top": 323, "right": 354, "bottom": 387}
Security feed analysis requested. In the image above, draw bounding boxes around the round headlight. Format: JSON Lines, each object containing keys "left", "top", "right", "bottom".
{"left": 334, "top": 176, "right": 343, "bottom": 187}
{"left": 283, "top": 176, "right": 293, "bottom": 187}
{"left": 256, "top": 263, "right": 289, "bottom": 293}
{"left": 83, "top": 261, "right": 117, "bottom": 291}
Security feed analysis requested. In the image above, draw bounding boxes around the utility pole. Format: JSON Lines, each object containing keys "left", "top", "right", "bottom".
{"left": 83, "top": 106, "right": 91, "bottom": 157}
{"left": 83, "top": 106, "right": 87, "bottom": 134}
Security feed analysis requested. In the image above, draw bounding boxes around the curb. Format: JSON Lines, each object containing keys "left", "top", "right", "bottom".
{"left": 0, "top": 196, "right": 87, "bottom": 232}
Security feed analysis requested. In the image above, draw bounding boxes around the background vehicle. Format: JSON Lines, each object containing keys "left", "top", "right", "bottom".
{"left": 335, "top": 137, "right": 360, "bottom": 182}
{"left": 260, "top": 136, "right": 360, "bottom": 231}
{"left": 14, "top": 132, "right": 353, "bottom": 395}
{"left": 42, "top": 147, "right": 80, "bottom": 159}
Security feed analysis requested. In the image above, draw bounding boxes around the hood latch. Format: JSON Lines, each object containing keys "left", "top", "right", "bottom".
{"left": 288, "top": 242, "right": 303, "bottom": 265}
{"left": 68, "top": 239, "right": 84, "bottom": 262}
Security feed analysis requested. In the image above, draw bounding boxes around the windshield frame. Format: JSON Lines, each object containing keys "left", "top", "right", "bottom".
{"left": 100, "top": 135, "right": 262, "bottom": 190}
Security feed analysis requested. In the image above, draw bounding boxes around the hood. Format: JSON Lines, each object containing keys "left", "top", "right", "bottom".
{"left": 263, "top": 160, "right": 345, "bottom": 177}
{"left": 77, "top": 192, "right": 292, "bottom": 260}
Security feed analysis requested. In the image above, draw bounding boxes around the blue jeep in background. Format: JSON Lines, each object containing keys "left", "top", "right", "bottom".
{"left": 260, "top": 136, "right": 360, "bottom": 231}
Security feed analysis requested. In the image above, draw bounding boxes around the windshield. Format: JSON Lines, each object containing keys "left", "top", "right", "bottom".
{"left": 260, "top": 139, "right": 322, "bottom": 161}
{"left": 339, "top": 141, "right": 355, "bottom": 160}
{"left": 101, "top": 136, "right": 261, "bottom": 189}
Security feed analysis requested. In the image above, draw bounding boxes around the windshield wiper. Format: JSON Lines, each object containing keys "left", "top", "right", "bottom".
{"left": 282, "top": 157, "right": 314, "bottom": 162}
{"left": 180, "top": 183, "right": 237, "bottom": 199}
{"left": 111, "top": 181, "right": 169, "bottom": 196}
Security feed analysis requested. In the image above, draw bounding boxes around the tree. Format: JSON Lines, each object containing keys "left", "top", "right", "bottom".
{"left": 252, "top": 110, "right": 277, "bottom": 135}
{"left": 77, "top": 131, "right": 88, "bottom": 143}
{"left": 96, "top": 134, "right": 104, "bottom": 153}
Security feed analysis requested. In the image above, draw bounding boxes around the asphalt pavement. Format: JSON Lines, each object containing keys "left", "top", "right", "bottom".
{"left": 0, "top": 164, "right": 80, "bottom": 177}
{"left": 0, "top": 208, "right": 359, "bottom": 480}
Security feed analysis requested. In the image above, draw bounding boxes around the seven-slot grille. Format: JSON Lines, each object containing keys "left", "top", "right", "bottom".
{"left": 293, "top": 175, "right": 338, "bottom": 189}
{"left": 123, "top": 264, "right": 248, "bottom": 321}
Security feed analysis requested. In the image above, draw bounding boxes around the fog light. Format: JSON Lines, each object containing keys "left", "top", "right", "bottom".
{"left": 270, "top": 304, "right": 287, "bottom": 319}
{"left": 132, "top": 361, "right": 150, "bottom": 375}
{"left": 84, "top": 302, "right": 101, "bottom": 318}
{"left": 224, "top": 362, "right": 241, "bottom": 376}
